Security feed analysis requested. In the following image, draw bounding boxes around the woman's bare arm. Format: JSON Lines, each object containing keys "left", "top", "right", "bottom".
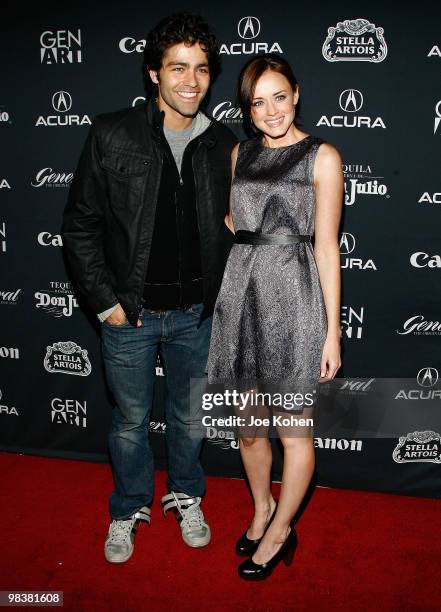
{"left": 313, "top": 143, "right": 344, "bottom": 343}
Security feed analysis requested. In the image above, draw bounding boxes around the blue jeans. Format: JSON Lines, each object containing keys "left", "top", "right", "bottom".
{"left": 101, "top": 303, "right": 211, "bottom": 520}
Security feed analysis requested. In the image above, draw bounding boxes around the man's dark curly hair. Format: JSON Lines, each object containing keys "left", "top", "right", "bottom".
{"left": 143, "top": 12, "right": 221, "bottom": 88}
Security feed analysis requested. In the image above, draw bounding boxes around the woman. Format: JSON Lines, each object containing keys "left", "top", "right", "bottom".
{"left": 207, "top": 54, "right": 343, "bottom": 579}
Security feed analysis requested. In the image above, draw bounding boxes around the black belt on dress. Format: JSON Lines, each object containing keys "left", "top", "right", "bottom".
{"left": 234, "top": 230, "right": 312, "bottom": 245}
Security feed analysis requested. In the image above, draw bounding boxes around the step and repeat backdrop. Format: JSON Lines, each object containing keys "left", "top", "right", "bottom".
{"left": 1, "top": 1, "right": 440, "bottom": 497}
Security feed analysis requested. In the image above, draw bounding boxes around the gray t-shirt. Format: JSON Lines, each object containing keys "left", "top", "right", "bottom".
{"left": 163, "top": 111, "right": 211, "bottom": 174}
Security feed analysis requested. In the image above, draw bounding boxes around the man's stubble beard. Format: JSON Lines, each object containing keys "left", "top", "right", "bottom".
{"left": 157, "top": 83, "right": 207, "bottom": 119}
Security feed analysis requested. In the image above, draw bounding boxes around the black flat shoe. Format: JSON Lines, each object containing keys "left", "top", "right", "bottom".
{"left": 238, "top": 527, "right": 297, "bottom": 580}
{"left": 235, "top": 501, "right": 278, "bottom": 557}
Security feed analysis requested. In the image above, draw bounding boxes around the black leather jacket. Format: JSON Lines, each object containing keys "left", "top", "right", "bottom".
{"left": 62, "top": 98, "right": 237, "bottom": 327}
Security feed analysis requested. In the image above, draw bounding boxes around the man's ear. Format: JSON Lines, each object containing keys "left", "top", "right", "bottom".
{"left": 148, "top": 69, "right": 159, "bottom": 85}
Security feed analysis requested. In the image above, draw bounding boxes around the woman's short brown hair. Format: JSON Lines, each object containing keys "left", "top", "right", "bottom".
{"left": 239, "top": 54, "right": 300, "bottom": 134}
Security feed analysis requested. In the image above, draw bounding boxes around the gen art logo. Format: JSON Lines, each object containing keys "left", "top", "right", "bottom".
{"left": 40, "top": 29, "right": 82, "bottom": 64}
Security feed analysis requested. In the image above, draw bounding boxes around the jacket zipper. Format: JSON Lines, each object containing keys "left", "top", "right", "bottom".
{"left": 136, "top": 151, "right": 163, "bottom": 314}
{"left": 176, "top": 187, "right": 182, "bottom": 307}
{"left": 192, "top": 141, "right": 205, "bottom": 300}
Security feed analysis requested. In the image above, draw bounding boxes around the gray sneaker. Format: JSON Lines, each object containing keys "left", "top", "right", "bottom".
{"left": 161, "top": 492, "right": 211, "bottom": 548}
{"left": 104, "top": 506, "right": 150, "bottom": 563}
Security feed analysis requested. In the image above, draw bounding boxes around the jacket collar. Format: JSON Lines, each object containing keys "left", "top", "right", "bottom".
{"left": 145, "top": 96, "right": 217, "bottom": 149}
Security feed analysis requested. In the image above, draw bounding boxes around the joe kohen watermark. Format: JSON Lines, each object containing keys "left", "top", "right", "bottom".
{"left": 189, "top": 377, "right": 441, "bottom": 440}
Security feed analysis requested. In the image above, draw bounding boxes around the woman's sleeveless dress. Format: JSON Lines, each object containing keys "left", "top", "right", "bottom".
{"left": 207, "top": 136, "right": 328, "bottom": 386}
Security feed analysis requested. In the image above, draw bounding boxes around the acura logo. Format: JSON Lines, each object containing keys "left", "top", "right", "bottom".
{"left": 417, "top": 367, "right": 439, "bottom": 388}
{"left": 52, "top": 91, "right": 72, "bottom": 113}
{"left": 339, "top": 89, "right": 363, "bottom": 113}
{"left": 238, "top": 16, "right": 260, "bottom": 40}
{"left": 339, "top": 232, "right": 355, "bottom": 255}
{"left": 434, "top": 100, "right": 441, "bottom": 134}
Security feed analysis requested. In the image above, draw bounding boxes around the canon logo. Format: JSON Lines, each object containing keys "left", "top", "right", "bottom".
{"left": 37, "top": 232, "right": 63, "bottom": 247}
{"left": 410, "top": 252, "right": 441, "bottom": 268}
{"left": 119, "top": 37, "right": 146, "bottom": 53}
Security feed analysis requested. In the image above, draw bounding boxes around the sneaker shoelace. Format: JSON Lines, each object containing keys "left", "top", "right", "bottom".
{"left": 173, "top": 495, "right": 205, "bottom": 531}
{"left": 108, "top": 517, "right": 136, "bottom": 543}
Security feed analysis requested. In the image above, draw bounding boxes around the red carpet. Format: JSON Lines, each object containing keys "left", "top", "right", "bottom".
{"left": 1, "top": 452, "right": 440, "bottom": 611}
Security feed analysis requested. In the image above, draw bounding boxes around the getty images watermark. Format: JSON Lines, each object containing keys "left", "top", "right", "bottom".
{"left": 200, "top": 388, "right": 315, "bottom": 430}
{"left": 189, "top": 376, "right": 441, "bottom": 440}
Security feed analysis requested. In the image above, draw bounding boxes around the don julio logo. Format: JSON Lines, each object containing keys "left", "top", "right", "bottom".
{"left": 322, "top": 18, "right": 387, "bottom": 63}
{"left": 35, "top": 282, "right": 79, "bottom": 318}
{"left": 0, "top": 106, "right": 11, "bottom": 125}
{"left": 207, "top": 427, "right": 239, "bottom": 450}
{"left": 44, "top": 341, "right": 92, "bottom": 376}
{"left": 343, "top": 162, "right": 389, "bottom": 206}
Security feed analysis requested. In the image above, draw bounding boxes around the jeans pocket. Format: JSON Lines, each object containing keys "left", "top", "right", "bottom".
{"left": 103, "top": 318, "right": 131, "bottom": 328}
{"left": 186, "top": 303, "right": 204, "bottom": 318}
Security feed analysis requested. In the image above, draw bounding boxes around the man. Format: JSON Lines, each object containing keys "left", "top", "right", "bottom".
{"left": 62, "top": 13, "right": 237, "bottom": 563}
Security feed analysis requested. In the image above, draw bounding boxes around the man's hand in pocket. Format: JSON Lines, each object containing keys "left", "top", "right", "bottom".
{"left": 106, "top": 304, "right": 142, "bottom": 327}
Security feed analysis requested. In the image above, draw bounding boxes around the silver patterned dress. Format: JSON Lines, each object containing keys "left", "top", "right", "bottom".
{"left": 207, "top": 135, "right": 328, "bottom": 386}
